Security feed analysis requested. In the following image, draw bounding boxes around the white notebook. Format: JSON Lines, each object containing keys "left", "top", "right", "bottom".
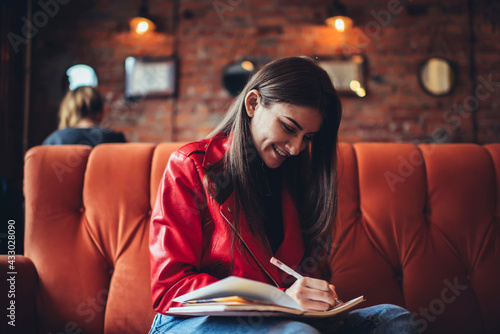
{"left": 166, "top": 276, "right": 365, "bottom": 318}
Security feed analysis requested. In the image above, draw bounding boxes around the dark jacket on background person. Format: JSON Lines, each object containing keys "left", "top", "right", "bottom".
{"left": 43, "top": 127, "right": 126, "bottom": 147}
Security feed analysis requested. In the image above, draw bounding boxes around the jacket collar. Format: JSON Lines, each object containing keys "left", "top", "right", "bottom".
{"left": 202, "top": 132, "right": 232, "bottom": 169}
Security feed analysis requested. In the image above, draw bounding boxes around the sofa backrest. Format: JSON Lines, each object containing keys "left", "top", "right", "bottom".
{"left": 331, "top": 143, "right": 500, "bottom": 334}
{"left": 24, "top": 142, "right": 500, "bottom": 334}
{"left": 24, "top": 143, "right": 181, "bottom": 334}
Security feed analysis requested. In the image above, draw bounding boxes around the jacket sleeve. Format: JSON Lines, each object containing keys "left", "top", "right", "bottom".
{"left": 149, "top": 149, "right": 219, "bottom": 313}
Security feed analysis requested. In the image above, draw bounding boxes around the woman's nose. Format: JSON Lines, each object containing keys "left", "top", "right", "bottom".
{"left": 286, "top": 137, "right": 302, "bottom": 156}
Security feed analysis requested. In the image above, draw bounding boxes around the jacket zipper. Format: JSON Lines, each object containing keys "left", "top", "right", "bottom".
{"left": 220, "top": 209, "right": 280, "bottom": 287}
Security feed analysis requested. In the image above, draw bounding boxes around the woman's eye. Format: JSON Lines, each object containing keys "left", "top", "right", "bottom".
{"left": 282, "top": 123, "right": 294, "bottom": 134}
{"left": 304, "top": 136, "right": 314, "bottom": 142}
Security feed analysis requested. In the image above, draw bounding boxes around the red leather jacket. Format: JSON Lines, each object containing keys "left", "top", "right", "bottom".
{"left": 149, "top": 134, "right": 312, "bottom": 314}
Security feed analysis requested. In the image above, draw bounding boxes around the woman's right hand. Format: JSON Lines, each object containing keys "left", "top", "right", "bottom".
{"left": 285, "top": 277, "right": 338, "bottom": 311}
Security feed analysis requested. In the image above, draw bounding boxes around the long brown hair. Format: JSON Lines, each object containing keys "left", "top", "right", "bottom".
{"left": 58, "top": 86, "right": 103, "bottom": 129}
{"left": 206, "top": 56, "right": 342, "bottom": 253}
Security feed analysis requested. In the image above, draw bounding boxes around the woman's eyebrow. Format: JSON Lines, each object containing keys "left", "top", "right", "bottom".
{"left": 283, "top": 116, "right": 320, "bottom": 134}
{"left": 283, "top": 116, "right": 303, "bottom": 130}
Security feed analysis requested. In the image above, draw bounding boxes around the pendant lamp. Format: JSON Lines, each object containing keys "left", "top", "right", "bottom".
{"left": 130, "top": 0, "right": 156, "bottom": 34}
{"left": 325, "top": 0, "right": 353, "bottom": 33}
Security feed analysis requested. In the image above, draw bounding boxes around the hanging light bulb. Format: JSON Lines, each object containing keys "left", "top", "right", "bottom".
{"left": 326, "top": 16, "right": 353, "bottom": 33}
{"left": 130, "top": 0, "right": 156, "bottom": 34}
{"left": 325, "top": 0, "right": 354, "bottom": 33}
{"left": 130, "top": 17, "right": 156, "bottom": 34}
{"left": 334, "top": 18, "right": 345, "bottom": 32}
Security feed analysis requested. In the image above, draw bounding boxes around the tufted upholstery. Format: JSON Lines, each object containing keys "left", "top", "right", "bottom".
{"left": 331, "top": 143, "right": 500, "bottom": 334}
{"left": 1, "top": 142, "right": 499, "bottom": 334}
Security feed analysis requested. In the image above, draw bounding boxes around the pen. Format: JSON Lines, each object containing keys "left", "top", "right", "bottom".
{"left": 270, "top": 256, "right": 342, "bottom": 305}
{"left": 270, "top": 256, "right": 304, "bottom": 280}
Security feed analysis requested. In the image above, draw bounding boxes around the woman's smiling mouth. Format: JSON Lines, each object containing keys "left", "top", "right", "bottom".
{"left": 272, "top": 144, "right": 288, "bottom": 157}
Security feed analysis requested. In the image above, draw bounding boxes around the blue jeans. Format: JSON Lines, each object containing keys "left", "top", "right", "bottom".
{"left": 148, "top": 304, "right": 416, "bottom": 334}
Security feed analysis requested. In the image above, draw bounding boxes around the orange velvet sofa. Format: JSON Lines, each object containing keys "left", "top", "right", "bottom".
{"left": 1, "top": 142, "right": 499, "bottom": 334}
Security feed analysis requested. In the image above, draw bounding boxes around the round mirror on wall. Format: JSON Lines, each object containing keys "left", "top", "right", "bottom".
{"left": 418, "top": 57, "right": 457, "bottom": 97}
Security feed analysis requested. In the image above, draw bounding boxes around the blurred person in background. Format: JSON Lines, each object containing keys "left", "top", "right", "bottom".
{"left": 43, "top": 86, "right": 126, "bottom": 147}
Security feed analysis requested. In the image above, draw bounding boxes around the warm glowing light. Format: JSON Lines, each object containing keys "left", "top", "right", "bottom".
{"left": 355, "top": 88, "right": 366, "bottom": 97}
{"left": 137, "top": 21, "right": 149, "bottom": 34}
{"left": 130, "top": 17, "right": 156, "bottom": 35}
{"left": 350, "top": 80, "right": 361, "bottom": 91}
{"left": 349, "top": 80, "right": 365, "bottom": 97}
{"left": 335, "top": 18, "right": 345, "bottom": 32}
{"left": 325, "top": 15, "right": 353, "bottom": 33}
{"left": 351, "top": 55, "right": 363, "bottom": 63}
{"left": 241, "top": 60, "right": 255, "bottom": 72}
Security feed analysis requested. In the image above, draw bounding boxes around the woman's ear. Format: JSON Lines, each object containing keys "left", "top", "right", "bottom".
{"left": 244, "top": 89, "right": 260, "bottom": 118}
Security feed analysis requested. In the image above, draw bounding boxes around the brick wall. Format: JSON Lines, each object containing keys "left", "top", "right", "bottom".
{"left": 29, "top": 0, "right": 500, "bottom": 146}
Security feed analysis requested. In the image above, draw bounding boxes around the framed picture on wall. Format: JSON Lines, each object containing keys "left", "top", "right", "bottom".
{"left": 125, "top": 56, "right": 177, "bottom": 99}
{"left": 316, "top": 55, "right": 367, "bottom": 97}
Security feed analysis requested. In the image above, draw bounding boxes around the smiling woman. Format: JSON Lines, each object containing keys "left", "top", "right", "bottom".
{"left": 148, "top": 56, "right": 416, "bottom": 333}
{"left": 245, "top": 94, "right": 322, "bottom": 169}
